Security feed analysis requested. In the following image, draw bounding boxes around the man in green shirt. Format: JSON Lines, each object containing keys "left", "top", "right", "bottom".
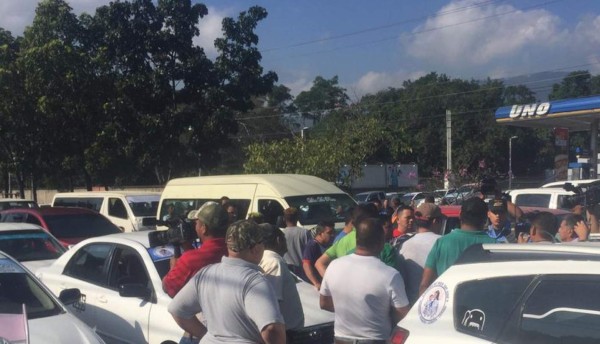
{"left": 315, "top": 204, "right": 399, "bottom": 277}
{"left": 419, "top": 197, "right": 497, "bottom": 295}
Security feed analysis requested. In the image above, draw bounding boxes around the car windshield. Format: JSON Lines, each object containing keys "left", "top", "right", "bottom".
{"left": 354, "top": 193, "right": 369, "bottom": 202}
{"left": 284, "top": 194, "right": 356, "bottom": 226}
{"left": 44, "top": 214, "right": 121, "bottom": 238}
{"left": 126, "top": 195, "right": 160, "bottom": 217}
{"left": 0, "top": 230, "right": 66, "bottom": 262}
{"left": 0, "top": 259, "right": 62, "bottom": 319}
{"left": 0, "top": 201, "right": 38, "bottom": 211}
{"left": 433, "top": 190, "right": 446, "bottom": 198}
{"left": 400, "top": 194, "right": 415, "bottom": 203}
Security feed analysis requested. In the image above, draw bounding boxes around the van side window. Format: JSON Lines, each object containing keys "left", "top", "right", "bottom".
{"left": 258, "top": 200, "right": 284, "bottom": 226}
{"left": 108, "top": 198, "right": 128, "bottom": 219}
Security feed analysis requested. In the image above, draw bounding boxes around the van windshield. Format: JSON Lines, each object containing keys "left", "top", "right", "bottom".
{"left": 126, "top": 196, "right": 160, "bottom": 217}
{"left": 284, "top": 194, "right": 356, "bottom": 226}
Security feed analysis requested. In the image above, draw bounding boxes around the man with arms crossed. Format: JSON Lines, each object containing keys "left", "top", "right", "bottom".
{"left": 168, "top": 220, "right": 286, "bottom": 344}
{"left": 320, "top": 217, "right": 410, "bottom": 343}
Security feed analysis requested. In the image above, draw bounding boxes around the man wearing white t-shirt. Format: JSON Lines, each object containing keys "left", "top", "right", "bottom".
{"left": 398, "top": 203, "right": 444, "bottom": 304}
{"left": 320, "top": 217, "right": 410, "bottom": 343}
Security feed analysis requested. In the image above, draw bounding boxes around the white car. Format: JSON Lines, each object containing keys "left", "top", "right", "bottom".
{"left": 36, "top": 232, "right": 334, "bottom": 344}
{"left": 0, "top": 250, "right": 105, "bottom": 344}
{"left": 0, "top": 223, "right": 67, "bottom": 272}
{"left": 393, "top": 243, "right": 600, "bottom": 343}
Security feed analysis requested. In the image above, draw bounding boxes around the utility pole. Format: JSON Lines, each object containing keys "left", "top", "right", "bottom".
{"left": 445, "top": 110, "right": 452, "bottom": 189}
{"left": 509, "top": 136, "right": 518, "bottom": 190}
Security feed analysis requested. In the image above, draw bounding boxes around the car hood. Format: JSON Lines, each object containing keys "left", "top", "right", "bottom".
{"left": 296, "top": 280, "right": 334, "bottom": 327}
{"left": 29, "top": 312, "right": 104, "bottom": 343}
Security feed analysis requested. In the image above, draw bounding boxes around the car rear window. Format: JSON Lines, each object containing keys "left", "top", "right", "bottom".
{"left": 454, "top": 275, "right": 534, "bottom": 341}
{"left": 44, "top": 214, "right": 121, "bottom": 238}
{"left": 514, "top": 194, "right": 551, "bottom": 208}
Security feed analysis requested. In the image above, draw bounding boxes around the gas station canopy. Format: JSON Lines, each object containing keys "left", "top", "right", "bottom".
{"left": 495, "top": 95, "right": 600, "bottom": 131}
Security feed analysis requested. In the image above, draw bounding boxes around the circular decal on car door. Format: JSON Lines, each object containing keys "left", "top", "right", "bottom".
{"left": 418, "top": 281, "right": 449, "bottom": 324}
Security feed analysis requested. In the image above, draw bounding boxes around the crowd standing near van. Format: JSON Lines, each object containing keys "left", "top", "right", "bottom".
{"left": 10, "top": 175, "right": 600, "bottom": 343}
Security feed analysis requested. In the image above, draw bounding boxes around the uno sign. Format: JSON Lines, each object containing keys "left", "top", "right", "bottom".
{"left": 509, "top": 102, "right": 551, "bottom": 119}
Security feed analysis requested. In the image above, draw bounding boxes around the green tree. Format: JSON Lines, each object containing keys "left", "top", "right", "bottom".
{"left": 549, "top": 70, "right": 592, "bottom": 100}
{"left": 294, "top": 76, "right": 349, "bottom": 123}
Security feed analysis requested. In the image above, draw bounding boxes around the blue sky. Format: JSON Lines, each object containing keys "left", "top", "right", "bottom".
{"left": 1, "top": 0, "right": 599, "bottom": 98}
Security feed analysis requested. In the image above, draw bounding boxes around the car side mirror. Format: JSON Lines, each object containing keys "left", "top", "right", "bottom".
{"left": 58, "top": 288, "right": 81, "bottom": 305}
{"left": 119, "top": 283, "right": 150, "bottom": 298}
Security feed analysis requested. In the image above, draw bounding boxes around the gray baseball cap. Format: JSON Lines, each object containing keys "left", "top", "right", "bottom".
{"left": 226, "top": 220, "right": 265, "bottom": 252}
{"left": 187, "top": 201, "right": 228, "bottom": 231}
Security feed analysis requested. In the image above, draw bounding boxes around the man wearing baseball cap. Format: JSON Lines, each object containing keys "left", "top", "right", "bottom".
{"left": 169, "top": 220, "right": 286, "bottom": 343}
{"left": 486, "top": 198, "right": 513, "bottom": 243}
{"left": 398, "top": 203, "right": 445, "bottom": 304}
{"left": 162, "top": 201, "right": 229, "bottom": 299}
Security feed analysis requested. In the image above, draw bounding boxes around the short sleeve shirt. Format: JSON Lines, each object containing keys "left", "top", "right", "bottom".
{"left": 425, "top": 229, "right": 497, "bottom": 276}
{"left": 168, "top": 257, "right": 284, "bottom": 343}
{"left": 162, "top": 238, "right": 227, "bottom": 298}
{"left": 302, "top": 239, "right": 327, "bottom": 266}
{"left": 320, "top": 254, "right": 408, "bottom": 339}
{"left": 325, "top": 230, "right": 399, "bottom": 270}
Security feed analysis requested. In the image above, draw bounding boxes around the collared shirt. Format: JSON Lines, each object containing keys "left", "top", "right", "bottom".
{"left": 486, "top": 221, "right": 511, "bottom": 243}
{"left": 162, "top": 238, "right": 227, "bottom": 298}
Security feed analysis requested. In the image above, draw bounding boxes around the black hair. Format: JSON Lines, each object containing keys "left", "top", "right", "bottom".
{"left": 530, "top": 211, "right": 558, "bottom": 236}
{"left": 460, "top": 197, "right": 488, "bottom": 228}
{"left": 352, "top": 203, "right": 379, "bottom": 226}
{"left": 315, "top": 220, "right": 335, "bottom": 235}
{"left": 356, "top": 217, "right": 385, "bottom": 249}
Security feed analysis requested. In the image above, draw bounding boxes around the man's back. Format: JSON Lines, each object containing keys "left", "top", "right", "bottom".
{"left": 282, "top": 226, "right": 309, "bottom": 268}
{"left": 168, "top": 257, "right": 283, "bottom": 343}
{"left": 260, "top": 250, "right": 305, "bottom": 330}
{"left": 399, "top": 232, "right": 440, "bottom": 303}
{"left": 320, "top": 254, "right": 408, "bottom": 340}
{"left": 425, "top": 229, "right": 496, "bottom": 276}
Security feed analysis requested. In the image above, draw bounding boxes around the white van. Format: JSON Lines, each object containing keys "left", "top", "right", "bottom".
{"left": 508, "top": 188, "right": 575, "bottom": 210}
{"left": 52, "top": 191, "right": 160, "bottom": 232}
{"left": 158, "top": 174, "right": 356, "bottom": 229}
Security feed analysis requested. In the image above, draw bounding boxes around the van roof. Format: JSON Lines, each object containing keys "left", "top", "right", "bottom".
{"left": 164, "top": 174, "right": 345, "bottom": 197}
{"left": 53, "top": 191, "right": 161, "bottom": 198}
{"left": 541, "top": 179, "right": 600, "bottom": 188}
{"left": 508, "top": 188, "right": 575, "bottom": 195}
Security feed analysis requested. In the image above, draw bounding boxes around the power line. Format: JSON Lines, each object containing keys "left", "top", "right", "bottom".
{"left": 235, "top": 60, "right": 600, "bottom": 122}
{"left": 264, "top": 0, "right": 566, "bottom": 60}
{"left": 260, "top": 0, "right": 501, "bottom": 53}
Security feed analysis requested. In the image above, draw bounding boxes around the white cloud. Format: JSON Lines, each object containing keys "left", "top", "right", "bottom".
{"left": 0, "top": 0, "right": 105, "bottom": 35}
{"left": 194, "top": 6, "right": 231, "bottom": 59}
{"left": 350, "top": 70, "right": 427, "bottom": 98}
{"left": 404, "top": 0, "right": 566, "bottom": 68}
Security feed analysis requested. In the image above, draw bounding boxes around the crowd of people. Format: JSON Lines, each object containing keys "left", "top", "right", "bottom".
{"left": 161, "top": 187, "right": 598, "bottom": 344}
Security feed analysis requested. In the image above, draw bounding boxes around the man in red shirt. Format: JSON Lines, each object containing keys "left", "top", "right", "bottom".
{"left": 162, "top": 201, "right": 229, "bottom": 298}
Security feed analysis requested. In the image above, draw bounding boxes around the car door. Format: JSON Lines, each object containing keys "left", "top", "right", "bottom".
{"left": 94, "top": 245, "right": 153, "bottom": 344}
{"left": 61, "top": 243, "right": 114, "bottom": 330}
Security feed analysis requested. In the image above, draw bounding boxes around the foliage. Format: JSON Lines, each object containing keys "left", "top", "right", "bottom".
{"left": 0, "top": 0, "right": 276, "bottom": 192}
{"left": 294, "top": 76, "right": 349, "bottom": 123}
{"left": 244, "top": 109, "right": 409, "bottom": 185}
